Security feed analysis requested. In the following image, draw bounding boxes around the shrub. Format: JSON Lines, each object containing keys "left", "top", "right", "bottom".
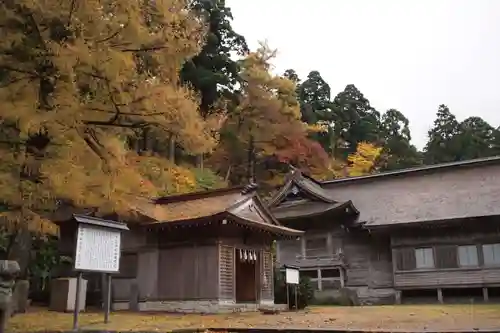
{"left": 274, "top": 268, "right": 314, "bottom": 310}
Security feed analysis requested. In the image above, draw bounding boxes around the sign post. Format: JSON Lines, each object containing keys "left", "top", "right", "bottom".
{"left": 283, "top": 265, "right": 299, "bottom": 311}
{"left": 72, "top": 214, "right": 129, "bottom": 331}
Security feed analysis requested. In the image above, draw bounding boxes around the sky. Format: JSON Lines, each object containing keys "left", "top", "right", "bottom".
{"left": 226, "top": 0, "right": 500, "bottom": 150}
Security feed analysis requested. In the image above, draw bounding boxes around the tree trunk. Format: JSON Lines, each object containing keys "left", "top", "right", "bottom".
{"left": 225, "top": 165, "right": 232, "bottom": 182}
{"left": 247, "top": 135, "right": 255, "bottom": 183}
{"left": 168, "top": 134, "right": 175, "bottom": 163}
{"left": 196, "top": 154, "right": 204, "bottom": 170}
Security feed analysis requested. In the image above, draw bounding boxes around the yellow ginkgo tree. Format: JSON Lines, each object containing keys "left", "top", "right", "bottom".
{"left": 0, "top": 0, "right": 221, "bottom": 267}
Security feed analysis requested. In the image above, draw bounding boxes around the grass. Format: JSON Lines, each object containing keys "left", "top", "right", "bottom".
{"left": 8, "top": 304, "right": 500, "bottom": 332}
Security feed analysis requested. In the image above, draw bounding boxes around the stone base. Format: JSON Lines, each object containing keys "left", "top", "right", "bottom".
{"left": 113, "top": 299, "right": 287, "bottom": 314}
{"left": 314, "top": 286, "right": 397, "bottom": 305}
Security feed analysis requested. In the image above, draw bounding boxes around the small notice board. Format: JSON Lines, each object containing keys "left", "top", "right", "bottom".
{"left": 283, "top": 265, "right": 300, "bottom": 311}
{"left": 72, "top": 214, "right": 129, "bottom": 329}
{"left": 75, "top": 224, "right": 122, "bottom": 272}
{"left": 285, "top": 266, "right": 299, "bottom": 285}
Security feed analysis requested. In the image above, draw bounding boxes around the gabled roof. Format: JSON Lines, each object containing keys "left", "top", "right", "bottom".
{"left": 137, "top": 186, "right": 246, "bottom": 223}
{"left": 272, "top": 200, "right": 357, "bottom": 221}
{"left": 267, "top": 167, "right": 336, "bottom": 207}
{"left": 133, "top": 185, "right": 303, "bottom": 237}
{"left": 267, "top": 167, "right": 359, "bottom": 222}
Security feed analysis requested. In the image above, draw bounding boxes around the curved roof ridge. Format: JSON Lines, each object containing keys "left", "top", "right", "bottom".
{"left": 267, "top": 168, "right": 337, "bottom": 207}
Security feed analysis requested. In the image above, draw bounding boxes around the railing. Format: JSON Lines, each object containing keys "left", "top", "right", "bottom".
{"left": 292, "top": 253, "right": 346, "bottom": 266}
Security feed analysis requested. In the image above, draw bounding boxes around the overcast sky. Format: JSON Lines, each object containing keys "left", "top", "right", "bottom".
{"left": 227, "top": 0, "right": 500, "bottom": 150}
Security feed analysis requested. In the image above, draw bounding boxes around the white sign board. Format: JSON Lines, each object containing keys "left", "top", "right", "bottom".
{"left": 285, "top": 267, "right": 299, "bottom": 284}
{"left": 74, "top": 224, "right": 121, "bottom": 272}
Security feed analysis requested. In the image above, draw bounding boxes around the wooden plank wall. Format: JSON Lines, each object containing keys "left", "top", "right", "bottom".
{"left": 343, "top": 231, "right": 371, "bottom": 287}
{"left": 392, "top": 228, "right": 500, "bottom": 289}
{"left": 261, "top": 251, "right": 273, "bottom": 300}
{"left": 158, "top": 244, "right": 218, "bottom": 300}
{"left": 277, "top": 239, "right": 301, "bottom": 265}
{"left": 394, "top": 268, "right": 500, "bottom": 288}
{"left": 368, "top": 237, "right": 393, "bottom": 288}
{"left": 218, "top": 244, "right": 235, "bottom": 300}
{"left": 277, "top": 227, "right": 395, "bottom": 290}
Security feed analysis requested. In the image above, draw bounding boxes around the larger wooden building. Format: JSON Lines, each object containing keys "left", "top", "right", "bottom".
{"left": 271, "top": 157, "right": 500, "bottom": 304}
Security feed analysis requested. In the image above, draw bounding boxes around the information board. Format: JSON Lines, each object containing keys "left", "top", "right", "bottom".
{"left": 285, "top": 267, "right": 299, "bottom": 284}
{"left": 74, "top": 224, "right": 121, "bottom": 272}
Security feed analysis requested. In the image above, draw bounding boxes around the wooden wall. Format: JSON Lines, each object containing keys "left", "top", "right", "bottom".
{"left": 276, "top": 226, "right": 394, "bottom": 290}
{"left": 158, "top": 244, "right": 219, "bottom": 300}
{"left": 391, "top": 226, "right": 500, "bottom": 289}
{"left": 218, "top": 244, "right": 234, "bottom": 300}
{"left": 277, "top": 228, "right": 345, "bottom": 268}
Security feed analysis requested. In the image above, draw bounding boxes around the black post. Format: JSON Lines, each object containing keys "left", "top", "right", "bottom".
{"left": 294, "top": 284, "right": 298, "bottom": 311}
{"left": 286, "top": 283, "right": 290, "bottom": 310}
{"left": 104, "top": 273, "right": 112, "bottom": 323}
{"left": 72, "top": 272, "right": 83, "bottom": 331}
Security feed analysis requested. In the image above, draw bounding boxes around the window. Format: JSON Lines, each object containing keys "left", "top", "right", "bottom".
{"left": 458, "top": 245, "right": 478, "bottom": 267}
{"left": 305, "top": 237, "right": 328, "bottom": 257}
{"left": 321, "top": 268, "right": 340, "bottom": 278}
{"left": 483, "top": 243, "right": 500, "bottom": 266}
{"left": 300, "top": 269, "right": 318, "bottom": 279}
{"left": 300, "top": 269, "right": 319, "bottom": 290}
{"left": 415, "top": 248, "right": 434, "bottom": 269}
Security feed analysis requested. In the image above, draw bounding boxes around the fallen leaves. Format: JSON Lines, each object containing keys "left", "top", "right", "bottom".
{"left": 7, "top": 304, "right": 500, "bottom": 333}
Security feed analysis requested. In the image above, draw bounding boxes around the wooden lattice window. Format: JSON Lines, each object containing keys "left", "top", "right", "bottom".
{"left": 219, "top": 245, "right": 234, "bottom": 300}
{"left": 261, "top": 251, "right": 273, "bottom": 300}
{"left": 395, "top": 248, "right": 417, "bottom": 271}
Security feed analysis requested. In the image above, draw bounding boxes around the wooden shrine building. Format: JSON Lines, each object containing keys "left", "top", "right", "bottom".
{"left": 271, "top": 157, "right": 500, "bottom": 305}
{"left": 60, "top": 184, "right": 303, "bottom": 313}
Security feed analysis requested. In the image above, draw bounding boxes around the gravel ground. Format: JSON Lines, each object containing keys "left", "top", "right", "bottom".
{"left": 8, "top": 305, "right": 500, "bottom": 332}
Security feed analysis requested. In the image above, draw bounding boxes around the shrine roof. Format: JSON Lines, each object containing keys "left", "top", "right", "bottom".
{"left": 267, "top": 167, "right": 360, "bottom": 222}
{"left": 131, "top": 184, "right": 303, "bottom": 237}
{"left": 271, "top": 200, "right": 358, "bottom": 221}
{"left": 267, "top": 167, "right": 335, "bottom": 208}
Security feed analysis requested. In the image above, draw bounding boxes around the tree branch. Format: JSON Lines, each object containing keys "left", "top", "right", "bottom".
{"left": 83, "top": 120, "right": 148, "bottom": 128}
{"left": 86, "top": 107, "right": 165, "bottom": 117}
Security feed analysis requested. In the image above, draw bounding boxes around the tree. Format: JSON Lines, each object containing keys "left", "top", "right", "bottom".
{"left": 332, "top": 84, "right": 381, "bottom": 158}
{"left": 283, "top": 69, "right": 300, "bottom": 84}
{"left": 181, "top": 0, "right": 248, "bottom": 118}
{"left": 296, "top": 71, "right": 335, "bottom": 155}
{"left": 457, "top": 117, "right": 496, "bottom": 160}
{"left": 320, "top": 142, "right": 383, "bottom": 179}
{"left": 298, "top": 71, "right": 332, "bottom": 125}
{"left": 380, "top": 109, "right": 421, "bottom": 170}
{"left": 346, "top": 142, "right": 383, "bottom": 177}
{"left": 209, "top": 45, "right": 329, "bottom": 187}
{"left": 423, "top": 105, "right": 461, "bottom": 164}
{"left": 0, "top": 0, "right": 220, "bottom": 266}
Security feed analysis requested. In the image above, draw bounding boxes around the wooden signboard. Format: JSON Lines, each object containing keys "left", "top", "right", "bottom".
{"left": 72, "top": 214, "right": 129, "bottom": 330}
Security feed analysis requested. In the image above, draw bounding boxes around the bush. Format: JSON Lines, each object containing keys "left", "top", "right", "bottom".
{"left": 274, "top": 268, "right": 314, "bottom": 310}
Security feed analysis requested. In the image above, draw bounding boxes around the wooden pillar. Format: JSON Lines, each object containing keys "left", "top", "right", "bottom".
{"left": 326, "top": 232, "right": 333, "bottom": 254}
{"left": 300, "top": 238, "right": 306, "bottom": 257}
{"left": 317, "top": 268, "right": 322, "bottom": 291}
{"left": 275, "top": 241, "right": 281, "bottom": 264}
{"left": 395, "top": 290, "right": 402, "bottom": 304}
{"left": 483, "top": 287, "right": 489, "bottom": 302}
{"left": 437, "top": 288, "right": 444, "bottom": 304}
